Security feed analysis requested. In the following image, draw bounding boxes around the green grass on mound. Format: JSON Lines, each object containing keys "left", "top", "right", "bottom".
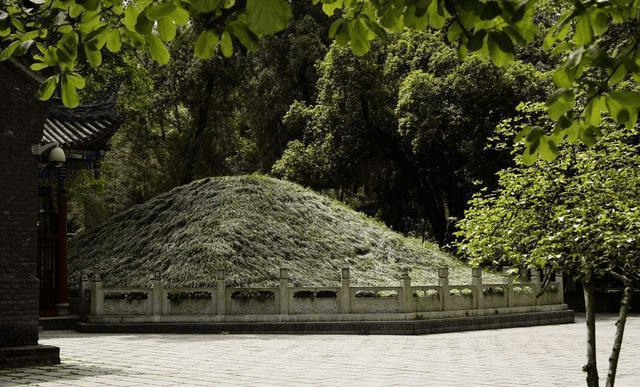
{"left": 68, "top": 175, "right": 501, "bottom": 288}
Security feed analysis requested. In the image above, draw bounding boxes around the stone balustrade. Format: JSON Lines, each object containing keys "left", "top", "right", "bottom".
{"left": 81, "top": 267, "right": 566, "bottom": 324}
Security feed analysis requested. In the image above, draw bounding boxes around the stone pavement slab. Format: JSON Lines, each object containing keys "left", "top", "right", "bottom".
{"left": 0, "top": 314, "right": 638, "bottom": 386}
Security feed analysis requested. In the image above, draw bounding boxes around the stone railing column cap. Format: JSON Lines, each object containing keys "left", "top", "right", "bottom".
{"left": 91, "top": 273, "right": 101, "bottom": 282}
{"left": 342, "top": 267, "right": 350, "bottom": 279}
{"left": 438, "top": 267, "right": 449, "bottom": 277}
{"left": 280, "top": 268, "right": 288, "bottom": 279}
{"left": 217, "top": 269, "right": 225, "bottom": 280}
{"left": 472, "top": 267, "right": 482, "bottom": 277}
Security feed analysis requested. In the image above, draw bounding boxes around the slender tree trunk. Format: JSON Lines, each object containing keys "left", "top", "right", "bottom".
{"left": 606, "top": 277, "right": 633, "bottom": 387}
{"left": 583, "top": 280, "right": 599, "bottom": 387}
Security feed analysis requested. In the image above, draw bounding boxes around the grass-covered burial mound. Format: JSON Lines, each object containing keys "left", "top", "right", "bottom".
{"left": 69, "top": 175, "right": 483, "bottom": 288}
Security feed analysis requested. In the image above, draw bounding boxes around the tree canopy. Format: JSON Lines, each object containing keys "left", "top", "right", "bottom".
{"left": 272, "top": 30, "right": 549, "bottom": 242}
{"left": 455, "top": 102, "right": 640, "bottom": 387}
{"left": 2, "top": 0, "right": 640, "bottom": 163}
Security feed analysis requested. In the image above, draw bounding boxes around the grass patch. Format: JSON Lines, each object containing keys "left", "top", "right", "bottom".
{"left": 68, "top": 175, "right": 500, "bottom": 287}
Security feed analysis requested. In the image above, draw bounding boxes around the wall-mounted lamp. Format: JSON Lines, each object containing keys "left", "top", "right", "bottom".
{"left": 32, "top": 142, "right": 66, "bottom": 169}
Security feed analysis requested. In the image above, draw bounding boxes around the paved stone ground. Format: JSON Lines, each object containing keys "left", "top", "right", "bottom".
{"left": 1, "top": 314, "right": 639, "bottom": 386}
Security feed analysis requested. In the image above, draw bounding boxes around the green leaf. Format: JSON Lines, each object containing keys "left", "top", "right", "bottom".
{"left": 124, "top": 30, "right": 146, "bottom": 49}
{"left": 609, "top": 62, "right": 626, "bottom": 85}
{"left": 539, "top": 135, "right": 559, "bottom": 162}
{"left": 363, "top": 19, "right": 387, "bottom": 41}
{"left": 146, "top": 32, "right": 170, "bottom": 64}
{"left": 349, "top": 19, "right": 371, "bottom": 56}
{"left": 552, "top": 67, "right": 574, "bottom": 88}
{"left": 589, "top": 9, "right": 609, "bottom": 36}
{"left": 79, "top": 0, "right": 99, "bottom": 12}
{"left": 106, "top": 30, "right": 122, "bottom": 53}
{"left": 487, "top": 32, "right": 514, "bottom": 66}
{"left": 228, "top": 19, "right": 259, "bottom": 51}
{"left": 547, "top": 89, "right": 574, "bottom": 121}
{"left": 194, "top": 30, "right": 218, "bottom": 59}
{"left": 157, "top": 18, "right": 177, "bottom": 41}
{"left": 69, "top": 4, "right": 84, "bottom": 18}
{"left": 333, "top": 19, "right": 351, "bottom": 46}
{"left": 574, "top": 15, "right": 592, "bottom": 46}
{"left": 173, "top": 7, "right": 190, "bottom": 25}
{"left": 37, "top": 75, "right": 59, "bottom": 101}
{"left": 246, "top": 0, "right": 292, "bottom": 36}
{"left": 608, "top": 91, "right": 640, "bottom": 108}
{"left": 467, "top": 30, "right": 486, "bottom": 52}
{"left": 515, "top": 126, "right": 532, "bottom": 143}
{"left": 448, "top": 22, "right": 465, "bottom": 44}
{"left": 66, "top": 73, "right": 86, "bottom": 89}
{"left": 604, "top": 93, "right": 635, "bottom": 128}
{"left": 579, "top": 125, "right": 599, "bottom": 146}
{"left": 544, "top": 21, "right": 570, "bottom": 49}
{"left": 84, "top": 44, "right": 102, "bottom": 67}
{"left": 328, "top": 19, "right": 344, "bottom": 39}
{"left": 582, "top": 97, "right": 602, "bottom": 127}
{"left": 480, "top": 2, "right": 501, "bottom": 20}
{"left": 522, "top": 137, "right": 540, "bottom": 165}
{"left": 61, "top": 74, "right": 80, "bottom": 108}
{"left": 135, "top": 12, "right": 154, "bottom": 35}
{"left": 191, "top": 0, "right": 219, "bottom": 13}
{"left": 0, "top": 40, "right": 21, "bottom": 60}
{"left": 322, "top": 0, "right": 342, "bottom": 16}
{"left": 220, "top": 30, "right": 233, "bottom": 58}
{"left": 145, "top": 2, "right": 177, "bottom": 20}
{"left": 0, "top": 23, "right": 10, "bottom": 38}
{"left": 30, "top": 61, "right": 50, "bottom": 71}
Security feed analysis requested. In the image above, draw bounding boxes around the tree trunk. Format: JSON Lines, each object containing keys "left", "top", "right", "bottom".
{"left": 583, "top": 280, "right": 599, "bottom": 387}
{"left": 605, "top": 277, "right": 633, "bottom": 387}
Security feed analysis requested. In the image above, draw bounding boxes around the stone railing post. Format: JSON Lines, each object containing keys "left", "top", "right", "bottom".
{"left": 503, "top": 267, "right": 513, "bottom": 308}
{"left": 438, "top": 267, "right": 449, "bottom": 311}
{"left": 530, "top": 268, "right": 541, "bottom": 306}
{"left": 151, "top": 269, "right": 162, "bottom": 317}
{"left": 279, "top": 268, "right": 289, "bottom": 314}
{"left": 216, "top": 269, "right": 225, "bottom": 315}
{"left": 556, "top": 270, "right": 564, "bottom": 304}
{"left": 401, "top": 267, "right": 413, "bottom": 313}
{"left": 79, "top": 274, "right": 90, "bottom": 315}
{"left": 472, "top": 268, "right": 483, "bottom": 309}
{"left": 90, "top": 274, "right": 103, "bottom": 316}
{"left": 340, "top": 268, "right": 351, "bottom": 314}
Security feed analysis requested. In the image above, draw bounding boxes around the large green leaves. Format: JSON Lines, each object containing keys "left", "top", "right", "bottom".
{"left": 195, "top": 30, "right": 219, "bottom": 59}
{"left": 246, "top": 0, "right": 292, "bottom": 36}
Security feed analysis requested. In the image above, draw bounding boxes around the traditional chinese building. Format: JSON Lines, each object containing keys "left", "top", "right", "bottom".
{"left": 36, "top": 97, "right": 121, "bottom": 316}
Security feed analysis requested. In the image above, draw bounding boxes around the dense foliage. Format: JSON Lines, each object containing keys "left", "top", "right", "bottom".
{"left": 457, "top": 105, "right": 640, "bottom": 283}
{"left": 3, "top": 0, "right": 640, "bottom": 161}
{"left": 272, "top": 30, "right": 550, "bottom": 242}
{"left": 64, "top": 2, "right": 331, "bottom": 228}
{"left": 455, "top": 102, "right": 640, "bottom": 387}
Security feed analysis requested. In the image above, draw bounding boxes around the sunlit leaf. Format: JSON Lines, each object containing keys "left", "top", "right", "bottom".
{"left": 106, "top": 30, "right": 122, "bottom": 53}
{"left": 220, "top": 30, "right": 233, "bottom": 58}
{"left": 145, "top": 3, "right": 177, "bottom": 21}
{"left": 194, "top": 30, "right": 218, "bottom": 59}
{"left": 246, "top": 0, "right": 292, "bottom": 36}
{"left": 146, "top": 32, "right": 170, "bottom": 64}
{"left": 61, "top": 74, "right": 80, "bottom": 108}
{"left": 36, "top": 75, "right": 58, "bottom": 101}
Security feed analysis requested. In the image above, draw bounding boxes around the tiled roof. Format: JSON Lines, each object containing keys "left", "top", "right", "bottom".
{"left": 42, "top": 98, "right": 121, "bottom": 150}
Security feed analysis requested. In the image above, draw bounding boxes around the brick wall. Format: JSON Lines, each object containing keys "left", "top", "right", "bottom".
{"left": 0, "top": 61, "right": 49, "bottom": 346}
